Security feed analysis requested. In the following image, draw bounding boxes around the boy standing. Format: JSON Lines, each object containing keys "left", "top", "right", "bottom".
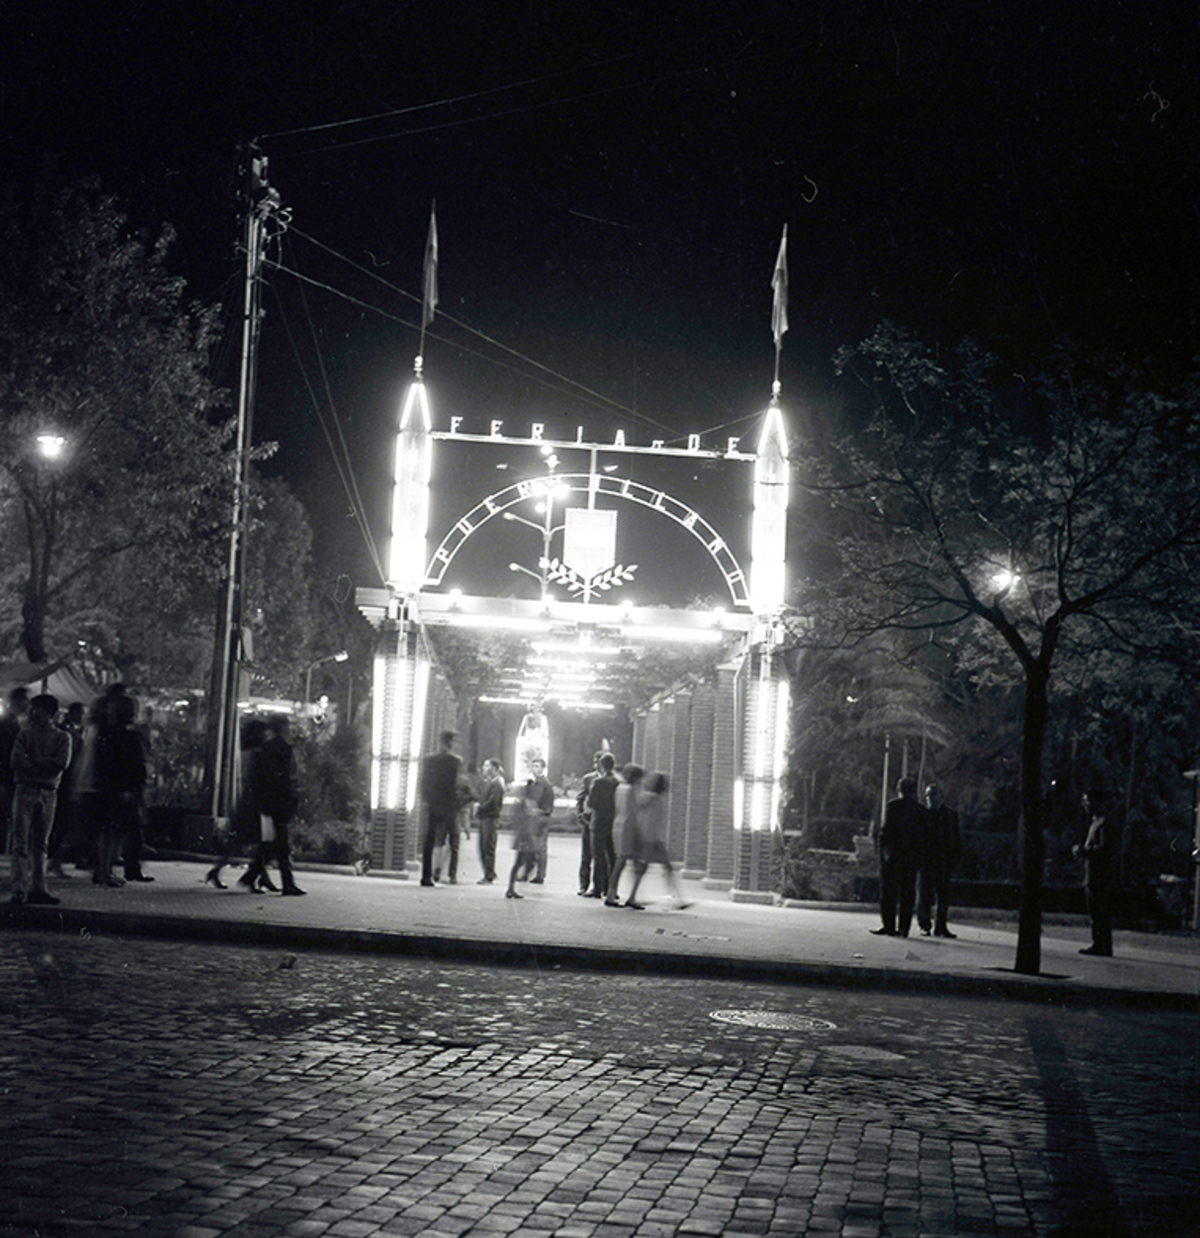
{"left": 10, "top": 693, "right": 71, "bottom": 905}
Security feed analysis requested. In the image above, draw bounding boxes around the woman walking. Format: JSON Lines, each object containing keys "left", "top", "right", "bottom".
{"left": 603, "top": 763, "right": 644, "bottom": 907}
{"left": 624, "top": 772, "right": 690, "bottom": 910}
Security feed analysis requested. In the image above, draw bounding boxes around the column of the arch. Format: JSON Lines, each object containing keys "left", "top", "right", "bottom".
{"left": 628, "top": 708, "right": 640, "bottom": 768}
{"left": 664, "top": 691, "right": 691, "bottom": 863}
{"left": 682, "top": 684, "right": 715, "bottom": 879}
{"left": 732, "top": 643, "right": 790, "bottom": 901}
{"left": 369, "top": 615, "right": 429, "bottom": 876}
{"left": 640, "top": 702, "right": 661, "bottom": 772}
{"left": 406, "top": 654, "right": 456, "bottom": 871}
{"left": 704, "top": 658, "right": 741, "bottom": 889}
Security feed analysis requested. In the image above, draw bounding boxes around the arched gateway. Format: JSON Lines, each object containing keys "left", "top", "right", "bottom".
{"left": 357, "top": 331, "right": 792, "bottom": 898}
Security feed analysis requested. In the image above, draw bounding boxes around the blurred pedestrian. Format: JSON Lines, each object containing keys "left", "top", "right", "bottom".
{"left": 240, "top": 715, "right": 304, "bottom": 896}
{"left": 206, "top": 718, "right": 267, "bottom": 889}
{"left": 419, "top": 730, "right": 461, "bottom": 887}
{"left": 918, "top": 783, "right": 961, "bottom": 938}
{"left": 505, "top": 786, "right": 548, "bottom": 899}
{"left": 872, "top": 776, "right": 923, "bottom": 937}
{"left": 0, "top": 687, "right": 29, "bottom": 853}
{"left": 623, "top": 772, "right": 690, "bottom": 910}
{"left": 525, "top": 757, "right": 555, "bottom": 883}
{"left": 47, "top": 701, "right": 85, "bottom": 876}
{"left": 474, "top": 758, "right": 505, "bottom": 884}
{"left": 604, "top": 763, "right": 644, "bottom": 907}
{"left": 9, "top": 693, "right": 71, "bottom": 905}
{"left": 1076, "top": 789, "right": 1116, "bottom": 956}
{"left": 94, "top": 693, "right": 152, "bottom": 885}
{"left": 584, "top": 753, "right": 618, "bottom": 899}
{"left": 436, "top": 773, "right": 475, "bottom": 884}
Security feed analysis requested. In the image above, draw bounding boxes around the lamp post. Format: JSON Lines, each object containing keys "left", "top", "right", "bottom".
{"left": 304, "top": 650, "right": 348, "bottom": 731}
{"left": 503, "top": 496, "right": 566, "bottom": 599}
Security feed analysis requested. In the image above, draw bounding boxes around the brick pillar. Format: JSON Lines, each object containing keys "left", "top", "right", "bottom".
{"left": 732, "top": 643, "right": 790, "bottom": 902}
{"left": 705, "top": 658, "right": 741, "bottom": 889}
{"left": 683, "top": 685, "right": 715, "bottom": 879}
{"left": 665, "top": 691, "right": 691, "bottom": 863}
{"left": 369, "top": 620, "right": 430, "bottom": 875}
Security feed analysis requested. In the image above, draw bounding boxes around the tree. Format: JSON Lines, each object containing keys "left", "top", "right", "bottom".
{"left": 793, "top": 324, "right": 1200, "bottom": 974}
{"left": 0, "top": 169, "right": 229, "bottom": 664}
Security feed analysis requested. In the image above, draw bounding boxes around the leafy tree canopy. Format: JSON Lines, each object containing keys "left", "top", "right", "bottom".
{"left": 0, "top": 167, "right": 231, "bottom": 663}
{"left": 791, "top": 323, "right": 1200, "bottom": 972}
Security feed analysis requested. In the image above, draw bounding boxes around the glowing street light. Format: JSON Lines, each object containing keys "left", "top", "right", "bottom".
{"left": 304, "top": 650, "right": 348, "bottom": 729}
{"left": 36, "top": 434, "right": 67, "bottom": 461}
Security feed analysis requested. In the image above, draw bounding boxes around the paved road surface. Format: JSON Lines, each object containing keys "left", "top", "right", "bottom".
{"left": 2, "top": 929, "right": 1197, "bottom": 1237}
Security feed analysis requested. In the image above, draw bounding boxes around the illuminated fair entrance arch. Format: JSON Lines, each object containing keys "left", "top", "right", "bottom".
{"left": 357, "top": 365, "right": 791, "bottom": 900}
{"left": 425, "top": 473, "right": 751, "bottom": 607}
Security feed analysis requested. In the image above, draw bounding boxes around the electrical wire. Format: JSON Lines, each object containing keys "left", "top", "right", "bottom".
{"left": 267, "top": 256, "right": 387, "bottom": 585}
{"left": 282, "top": 225, "right": 689, "bottom": 439}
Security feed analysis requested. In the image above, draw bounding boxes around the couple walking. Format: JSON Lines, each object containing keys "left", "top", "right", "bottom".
{"left": 597, "top": 761, "right": 689, "bottom": 910}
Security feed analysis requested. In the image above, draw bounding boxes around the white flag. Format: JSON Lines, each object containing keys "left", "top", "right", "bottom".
{"left": 771, "top": 224, "right": 788, "bottom": 348}
{"left": 422, "top": 203, "right": 438, "bottom": 328}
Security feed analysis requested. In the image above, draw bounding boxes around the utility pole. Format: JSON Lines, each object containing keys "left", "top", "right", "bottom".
{"left": 204, "top": 148, "right": 288, "bottom": 822}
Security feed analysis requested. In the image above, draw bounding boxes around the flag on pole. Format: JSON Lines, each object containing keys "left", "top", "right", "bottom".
{"left": 771, "top": 224, "right": 788, "bottom": 349}
{"left": 422, "top": 203, "right": 438, "bottom": 329}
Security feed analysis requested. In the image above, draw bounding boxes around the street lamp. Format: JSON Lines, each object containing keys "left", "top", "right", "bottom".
{"left": 304, "top": 650, "right": 348, "bottom": 730}
{"left": 36, "top": 434, "right": 67, "bottom": 461}
{"left": 503, "top": 484, "right": 568, "bottom": 599}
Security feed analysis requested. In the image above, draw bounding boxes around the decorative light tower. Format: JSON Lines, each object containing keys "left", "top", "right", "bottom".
{"left": 733, "top": 225, "right": 793, "bottom": 897}
{"left": 369, "top": 206, "right": 438, "bottom": 872}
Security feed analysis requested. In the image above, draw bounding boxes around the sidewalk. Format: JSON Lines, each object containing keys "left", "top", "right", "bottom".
{"left": 3, "top": 836, "right": 1196, "bottom": 1011}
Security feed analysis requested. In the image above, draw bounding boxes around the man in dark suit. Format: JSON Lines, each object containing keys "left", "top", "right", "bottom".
{"left": 872, "top": 776, "right": 925, "bottom": 937}
{"left": 419, "top": 730, "right": 461, "bottom": 887}
{"left": 918, "top": 783, "right": 962, "bottom": 937}
{"left": 1077, "top": 789, "right": 1116, "bottom": 956}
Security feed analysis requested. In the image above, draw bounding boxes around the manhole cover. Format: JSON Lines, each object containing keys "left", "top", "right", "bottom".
{"left": 709, "top": 1010, "right": 837, "bottom": 1031}
{"left": 825, "top": 1044, "right": 906, "bottom": 1061}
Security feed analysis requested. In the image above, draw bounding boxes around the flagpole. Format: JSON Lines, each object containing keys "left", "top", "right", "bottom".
{"left": 418, "top": 201, "right": 437, "bottom": 370}
{"left": 771, "top": 224, "right": 788, "bottom": 401}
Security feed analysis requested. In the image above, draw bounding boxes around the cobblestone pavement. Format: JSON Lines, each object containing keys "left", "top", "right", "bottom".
{"left": 2, "top": 931, "right": 1197, "bottom": 1238}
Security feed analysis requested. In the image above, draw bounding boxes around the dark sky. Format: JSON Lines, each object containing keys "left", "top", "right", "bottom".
{"left": 4, "top": 1, "right": 1198, "bottom": 601}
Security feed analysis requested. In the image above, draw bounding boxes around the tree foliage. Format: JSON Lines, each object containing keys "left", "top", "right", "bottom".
{"left": 792, "top": 323, "right": 1200, "bottom": 972}
{"left": 0, "top": 169, "right": 230, "bottom": 664}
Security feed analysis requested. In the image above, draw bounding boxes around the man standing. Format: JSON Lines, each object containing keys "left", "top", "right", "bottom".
{"left": 575, "top": 752, "right": 604, "bottom": 895}
{"left": 474, "top": 759, "right": 505, "bottom": 884}
{"left": 584, "top": 753, "right": 619, "bottom": 899}
{"left": 872, "top": 776, "right": 924, "bottom": 937}
{"left": 918, "top": 784, "right": 961, "bottom": 937}
{"left": 1077, "top": 789, "right": 1116, "bottom": 957}
{"left": 419, "top": 730, "right": 461, "bottom": 887}
{"left": 525, "top": 757, "right": 555, "bottom": 883}
{"left": 9, "top": 693, "right": 71, "bottom": 905}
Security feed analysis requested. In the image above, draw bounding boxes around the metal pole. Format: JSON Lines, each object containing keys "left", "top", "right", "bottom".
{"left": 206, "top": 150, "right": 284, "bottom": 820}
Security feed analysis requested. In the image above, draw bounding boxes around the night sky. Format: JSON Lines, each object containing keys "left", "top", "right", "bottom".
{"left": 4, "top": 2, "right": 1198, "bottom": 602}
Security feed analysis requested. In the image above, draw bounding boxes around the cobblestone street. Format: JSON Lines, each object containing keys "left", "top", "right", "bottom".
{"left": 2, "top": 929, "right": 1197, "bottom": 1237}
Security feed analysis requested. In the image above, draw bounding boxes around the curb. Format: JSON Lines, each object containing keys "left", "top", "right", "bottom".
{"left": 4, "top": 902, "right": 1195, "bottom": 1015}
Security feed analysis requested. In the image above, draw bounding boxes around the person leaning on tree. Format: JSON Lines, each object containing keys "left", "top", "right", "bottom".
{"left": 872, "top": 776, "right": 924, "bottom": 938}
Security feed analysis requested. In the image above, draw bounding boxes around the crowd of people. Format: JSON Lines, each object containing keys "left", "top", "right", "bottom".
{"left": 1, "top": 683, "right": 306, "bottom": 905}
{"left": 418, "top": 734, "right": 691, "bottom": 909}
{"left": 3, "top": 694, "right": 1115, "bottom": 949}
{"left": 1, "top": 683, "right": 154, "bottom": 904}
